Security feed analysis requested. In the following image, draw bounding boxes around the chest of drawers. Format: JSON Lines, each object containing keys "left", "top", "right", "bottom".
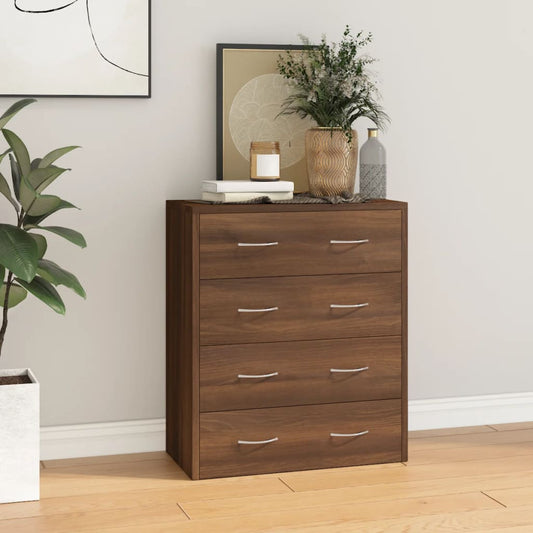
{"left": 166, "top": 200, "right": 407, "bottom": 479}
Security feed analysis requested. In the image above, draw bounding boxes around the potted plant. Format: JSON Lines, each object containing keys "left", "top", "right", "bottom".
{"left": 277, "top": 26, "right": 389, "bottom": 197}
{"left": 0, "top": 99, "right": 86, "bottom": 504}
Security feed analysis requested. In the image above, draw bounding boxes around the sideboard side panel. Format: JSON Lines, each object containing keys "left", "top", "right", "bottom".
{"left": 401, "top": 204, "right": 408, "bottom": 462}
{"left": 166, "top": 203, "right": 200, "bottom": 479}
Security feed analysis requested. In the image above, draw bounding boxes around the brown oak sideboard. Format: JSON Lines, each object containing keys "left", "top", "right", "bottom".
{"left": 166, "top": 200, "right": 407, "bottom": 479}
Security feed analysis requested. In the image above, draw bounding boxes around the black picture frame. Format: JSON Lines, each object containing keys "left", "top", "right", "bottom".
{"left": 216, "top": 43, "right": 311, "bottom": 190}
{"left": 0, "top": 0, "right": 151, "bottom": 98}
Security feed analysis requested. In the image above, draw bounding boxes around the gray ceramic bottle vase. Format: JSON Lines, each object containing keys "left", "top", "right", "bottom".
{"left": 359, "top": 128, "right": 386, "bottom": 200}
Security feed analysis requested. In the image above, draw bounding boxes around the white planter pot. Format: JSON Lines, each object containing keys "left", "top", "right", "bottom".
{"left": 0, "top": 368, "right": 39, "bottom": 503}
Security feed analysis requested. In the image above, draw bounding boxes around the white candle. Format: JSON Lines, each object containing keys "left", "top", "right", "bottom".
{"left": 250, "top": 141, "right": 280, "bottom": 181}
{"left": 256, "top": 154, "right": 280, "bottom": 177}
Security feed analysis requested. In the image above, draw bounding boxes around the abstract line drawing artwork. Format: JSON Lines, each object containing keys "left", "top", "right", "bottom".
{"left": 0, "top": 0, "right": 151, "bottom": 97}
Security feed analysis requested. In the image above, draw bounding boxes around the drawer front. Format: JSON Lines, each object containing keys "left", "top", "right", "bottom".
{"left": 200, "top": 337, "right": 401, "bottom": 412}
{"left": 200, "top": 273, "right": 401, "bottom": 345}
{"left": 199, "top": 210, "right": 402, "bottom": 279}
{"left": 200, "top": 400, "right": 401, "bottom": 478}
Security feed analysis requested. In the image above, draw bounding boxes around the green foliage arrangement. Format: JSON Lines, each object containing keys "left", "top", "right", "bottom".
{"left": 0, "top": 99, "right": 86, "bottom": 357}
{"left": 277, "top": 26, "right": 389, "bottom": 141}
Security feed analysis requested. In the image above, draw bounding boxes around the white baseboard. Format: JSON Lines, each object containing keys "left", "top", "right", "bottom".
{"left": 409, "top": 392, "right": 533, "bottom": 431}
{"left": 40, "top": 393, "right": 533, "bottom": 460}
{"left": 41, "top": 419, "right": 165, "bottom": 460}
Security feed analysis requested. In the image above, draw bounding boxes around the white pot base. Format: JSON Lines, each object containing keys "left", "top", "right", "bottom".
{"left": 0, "top": 368, "right": 40, "bottom": 503}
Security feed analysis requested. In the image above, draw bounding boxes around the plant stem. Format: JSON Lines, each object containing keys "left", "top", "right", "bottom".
{"left": 0, "top": 272, "right": 14, "bottom": 358}
{"left": 0, "top": 209, "right": 25, "bottom": 358}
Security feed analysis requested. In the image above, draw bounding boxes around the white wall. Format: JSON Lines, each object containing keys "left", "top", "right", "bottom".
{"left": 1, "top": 0, "right": 532, "bottom": 427}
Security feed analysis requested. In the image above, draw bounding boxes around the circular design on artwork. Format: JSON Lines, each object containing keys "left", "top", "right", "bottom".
{"left": 229, "top": 73, "right": 314, "bottom": 169}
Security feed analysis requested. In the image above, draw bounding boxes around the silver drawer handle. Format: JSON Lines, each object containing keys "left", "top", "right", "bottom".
{"left": 330, "top": 367, "right": 369, "bottom": 373}
{"left": 238, "top": 437, "right": 279, "bottom": 445}
{"left": 238, "top": 307, "right": 279, "bottom": 313}
{"left": 330, "top": 430, "right": 369, "bottom": 438}
{"left": 330, "top": 303, "right": 369, "bottom": 309}
{"left": 330, "top": 239, "right": 369, "bottom": 245}
{"left": 238, "top": 242, "right": 279, "bottom": 247}
{"left": 238, "top": 372, "right": 279, "bottom": 379}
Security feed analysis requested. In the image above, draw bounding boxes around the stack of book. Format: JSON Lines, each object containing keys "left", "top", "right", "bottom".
{"left": 202, "top": 180, "right": 294, "bottom": 202}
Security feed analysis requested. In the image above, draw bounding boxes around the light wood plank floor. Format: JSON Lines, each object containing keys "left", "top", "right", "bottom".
{"left": 1, "top": 422, "right": 533, "bottom": 532}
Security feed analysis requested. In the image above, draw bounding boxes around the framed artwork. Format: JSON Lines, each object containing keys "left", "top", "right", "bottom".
{"left": 216, "top": 44, "right": 315, "bottom": 192}
{"left": 0, "top": 0, "right": 151, "bottom": 98}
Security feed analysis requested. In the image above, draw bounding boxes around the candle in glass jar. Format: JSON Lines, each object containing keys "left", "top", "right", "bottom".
{"left": 250, "top": 141, "right": 280, "bottom": 181}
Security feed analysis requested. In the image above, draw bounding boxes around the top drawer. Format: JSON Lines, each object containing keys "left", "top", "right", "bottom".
{"left": 199, "top": 210, "right": 402, "bottom": 279}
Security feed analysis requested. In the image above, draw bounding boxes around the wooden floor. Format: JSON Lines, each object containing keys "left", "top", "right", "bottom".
{"left": 1, "top": 423, "right": 533, "bottom": 532}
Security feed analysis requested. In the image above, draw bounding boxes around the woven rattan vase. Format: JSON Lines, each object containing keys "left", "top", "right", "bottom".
{"left": 305, "top": 127, "right": 358, "bottom": 197}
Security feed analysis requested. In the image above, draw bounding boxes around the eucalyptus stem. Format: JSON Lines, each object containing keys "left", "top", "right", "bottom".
{"left": 277, "top": 25, "right": 390, "bottom": 139}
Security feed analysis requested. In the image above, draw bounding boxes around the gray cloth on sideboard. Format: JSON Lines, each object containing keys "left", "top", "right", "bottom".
{"left": 204, "top": 192, "right": 364, "bottom": 205}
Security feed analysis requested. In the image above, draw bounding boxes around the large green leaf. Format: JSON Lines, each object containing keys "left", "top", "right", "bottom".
{"left": 37, "top": 259, "right": 86, "bottom": 298}
{"left": 0, "top": 283, "right": 27, "bottom": 308}
{"left": 29, "top": 225, "right": 86, "bottom": 248}
{"left": 0, "top": 147, "right": 12, "bottom": 166}
{"left": 23, "top": 199, "right": 78, "bottom": 225}
{"left": 0, "top": 99, "right": 36, "bottom": 130}
{"left": 9, "top": 154, "right": 21, "bottom": 200}
{"left": 26, "top": 195, "right": 77, "bottom": 217}
{"left": 19, "top": 175, "right": 37, "bottom": 213}
{"left": 26, "top": 194, "right": 59, "bottom": 216}
{"left": 20, "top": 173, "right": 75, "bottom": 218}
{"left": 39, "top": 146, "right": 79, "bottom": 168}
{"left": 29, "top": 233, "right": 47, "bottom": 259}
{"left": 0, "top": 171, "right": 18, "bottom": 210}
{"left": 27, "top": 166, "right": 68, "bottom": 193}
{"left": 0, "top": 148, "right": 16, "bottom": 208}
{"left": 3, "top": 129, "right": 31, "bottom": 177}
{"left": 0, "top": 265, "right": 4, "bottom": 289}
{"left": 0, "top": 224, "right": 38, "bottom": 282}
{"left": 16, "top": 276, "right": 65, "bottom": 314}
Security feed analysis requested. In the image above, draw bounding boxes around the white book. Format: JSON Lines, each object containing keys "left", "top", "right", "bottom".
{"left": 203, "top": 179, "right": 294, "bottom": 193}
{"left": 202, "top": 191, "right": 293, "bottom": 202}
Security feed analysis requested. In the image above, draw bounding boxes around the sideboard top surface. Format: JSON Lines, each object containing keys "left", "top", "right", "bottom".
{"left": 167, "top": 199, "right": 407, "bottom": 214}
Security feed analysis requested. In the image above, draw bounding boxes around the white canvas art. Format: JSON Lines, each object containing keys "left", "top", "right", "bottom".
{"left": 0, "top": 0, "right": 150, "bottom": 97}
